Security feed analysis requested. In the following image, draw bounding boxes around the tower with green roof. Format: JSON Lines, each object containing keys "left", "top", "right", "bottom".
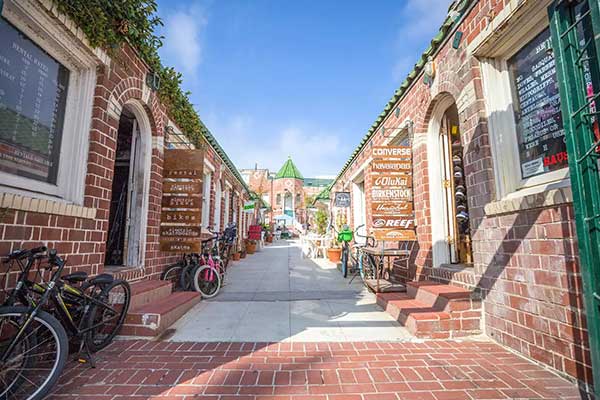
{"left": 275, "top": 156, "right": 304, "bottom": 180}
{"left": 273, "top": 157, "right": 304, "bottom": 224}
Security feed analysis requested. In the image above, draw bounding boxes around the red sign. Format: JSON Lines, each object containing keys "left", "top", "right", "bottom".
{"left": 371, "top": 160, "right": 412, "bottom": 174}
{"left": 371, "top": 216, "right": 415, "bottom": 230}
{"left": 371, "top": 201, "right": 413, "bottom": 215}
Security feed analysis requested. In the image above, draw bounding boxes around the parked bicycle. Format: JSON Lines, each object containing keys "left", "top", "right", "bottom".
{"left": 0, "top": 247, "right": 131, "bottom": 399}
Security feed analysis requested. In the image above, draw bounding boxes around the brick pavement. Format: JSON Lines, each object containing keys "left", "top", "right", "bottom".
{"left": 50, "top": 339, "right": 585, "bottom": 399}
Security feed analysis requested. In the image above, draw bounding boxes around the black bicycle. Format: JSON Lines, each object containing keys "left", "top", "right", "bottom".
{"left": 0, "top": 247, "right": 130, "bottom": 399}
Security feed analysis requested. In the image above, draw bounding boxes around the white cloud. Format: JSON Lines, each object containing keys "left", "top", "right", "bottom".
{"left": 160, "top": 4, "right": 207, "bottom": 77}
{"left": 392, "top": 0, "right": 454, "bottom": 82}
{"left": 202, "top": 113, "right": 351, "bottom": 178}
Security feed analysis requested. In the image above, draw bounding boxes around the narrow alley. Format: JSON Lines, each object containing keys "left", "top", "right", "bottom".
{"left": 50, "top": 241, "right": 583, "bottom": 400}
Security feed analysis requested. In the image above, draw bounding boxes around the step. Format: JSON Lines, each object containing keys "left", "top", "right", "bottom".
{"left": 121, "top": 291, "right": 201, "bottom": 337}
{"left": 406, "top": 280, "right": 481, "bottom": 312}
{"left": 129, "top": 279, "right": 174, "bottom": 310}
{"left": 376, "top": 291, "right": 481, "bottom": 339}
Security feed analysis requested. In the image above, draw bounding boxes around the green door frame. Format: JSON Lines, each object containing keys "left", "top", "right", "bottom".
{"left": 549, "top": 0, "right": 600, "bottom": 395}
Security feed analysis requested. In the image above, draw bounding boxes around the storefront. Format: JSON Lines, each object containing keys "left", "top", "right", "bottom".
{"left": 0, "top": 0, "right": 248, "bottom": 284}
{"left": 332, "top": 0, "right": 597, "bottom": 391}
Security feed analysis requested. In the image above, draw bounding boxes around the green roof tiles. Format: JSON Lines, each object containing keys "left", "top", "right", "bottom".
{"left": 275, "top": 157, "right": 304, "bottom": 180}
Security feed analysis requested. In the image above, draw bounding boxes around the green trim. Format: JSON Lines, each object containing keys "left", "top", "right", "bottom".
{"left": 331, "top": 0, "right": 472, "bottom": 186}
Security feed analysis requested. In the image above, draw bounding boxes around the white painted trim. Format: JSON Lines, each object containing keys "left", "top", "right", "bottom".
{"left": 204, "top": 159, "right": 216, "bottom": 172}
{"left": 427, "top": 95, "right": 456, "bottom": 267}
{"left": 381, "top": 119, "right": 414, "bottom": 146}
{"left": 0, "top": 1, "right": 97, "bottom": 205}
{"left": 348, "top": 157, "right": 372, "bottom": 183}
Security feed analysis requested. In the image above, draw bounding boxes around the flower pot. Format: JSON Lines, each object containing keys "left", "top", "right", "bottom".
{"left": 240, "top": 252, "right": 246, "bottom": 259}
{"left": 266, "top": 236, "right": 273, "bottom": 243}
{"left": 246, "top": 243, "right": 257, "bottom": 254}
{"left": 232, "top": 252, "right": 241, "bottom": 261}
{"left": 327, "top": 248, "right": 342, "bottom": 263}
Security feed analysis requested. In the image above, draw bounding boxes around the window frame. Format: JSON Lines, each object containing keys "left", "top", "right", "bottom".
{"left": 480, "top": 17, "right": 570, "bottom": 200}
{"left": 0, "top": 1, "right": 97, "bottom": 205}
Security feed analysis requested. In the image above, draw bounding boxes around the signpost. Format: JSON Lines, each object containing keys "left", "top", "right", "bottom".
{"left": 159, "top": 149, "right": 204, "bottom": 253}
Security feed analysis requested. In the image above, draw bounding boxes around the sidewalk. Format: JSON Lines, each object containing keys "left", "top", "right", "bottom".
{"left": 167, "top": 240, "right": 412, "bottom": 342}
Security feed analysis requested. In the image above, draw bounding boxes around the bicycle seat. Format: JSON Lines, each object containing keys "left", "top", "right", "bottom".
{"left": 88, "top": 273, "right": 114, "bottom": 286}
{"left": 62, "top": 271, "right": 88, "bottom": 283}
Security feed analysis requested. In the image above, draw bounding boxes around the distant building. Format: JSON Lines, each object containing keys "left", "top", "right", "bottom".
{"left": 240, "top": 158, "right": 332, "bottom": 230}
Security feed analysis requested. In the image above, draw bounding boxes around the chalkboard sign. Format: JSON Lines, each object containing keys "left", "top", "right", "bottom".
{"left": 0, "top": 17, "right": 70, "bottom": 184}
{"left": 509, "top": 28, "right": 566, "bottom": 179}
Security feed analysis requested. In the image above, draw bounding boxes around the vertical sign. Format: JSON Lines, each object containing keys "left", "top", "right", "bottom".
{"left": 370, "top": 146, "right": 416, "bottom": 241}
{"left": 160, "top": 149, "right": 204, "bottom": 253}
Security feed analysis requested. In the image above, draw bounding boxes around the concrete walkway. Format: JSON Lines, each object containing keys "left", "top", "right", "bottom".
{"left": 168, "top": 240, "right": 412, "bottom": 342}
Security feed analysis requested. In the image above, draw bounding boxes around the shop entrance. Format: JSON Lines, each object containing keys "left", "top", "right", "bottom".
{"left": 438, "top": 103, "right": 472, "bottom": 264}
{"left": 104, "top": 106, "right": 147, "bottom": 268}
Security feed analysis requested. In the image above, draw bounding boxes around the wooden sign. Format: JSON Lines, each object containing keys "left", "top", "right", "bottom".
{"left": 372, "top": 201, "right": 413, "bottom": 216}
{"left": 371, "top": 160, "right": 412, "bottom": 174}
{"left": 160, "top": 241, "right": 201, "bottom": 253}
{"left": 371, "top": 187, "right": 412, "bottom": 201}
{"left": 161, "top": 196, "right": 202, "bottom": 209}
{"left": 161, "top": 210, "right": 202, "bottom": 224}
{"left": 160, "top": 226, "right": 203, "bottom": 238}
{"left": 163, "top": 149, "right": 204, "bottom": 177}
{"left": 371, "top": 174, "right": 412, "bottom": 188}
{"left": 373, "top": 229, "right": 417, "bottom": 241}
{"left": 372, "top": 216, "right": 415, "bottom": 230}
{"left": 372, "top": 146, "right": 412, "bottom": 160}
{"left": 163, "top": 181, "right": 202, "bottom": 194}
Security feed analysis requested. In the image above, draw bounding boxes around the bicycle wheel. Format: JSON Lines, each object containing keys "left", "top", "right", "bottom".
{"left": 161, "top": 262, "right": 184, "bottom": 289}
{"left": 84, "top": 280, "right": 131, "bottom": 353}
{"left": 192, "top": 265, "right": 221, "bottom": 298}
{"left": 341, "top": 245, "right": 348, "bottom": 278}
{"left": 0, "top": 306, "right": 68, "bottom": 400}
{"left": 179, "top": 263, "right": 197, "bottom": 291}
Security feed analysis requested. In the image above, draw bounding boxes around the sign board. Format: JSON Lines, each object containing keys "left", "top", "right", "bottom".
{"left": 160, "top": 148, "right": 204, "bottom": 253}
{"left": 161, "top": 210, "right": 202, "bottom": 224}
{"left": 371, "top": 174, "right": 412, "bottom": 188}
{"left": 371, "top": 201, "right": 413, "bottom": 216}
{"left": 161, "top": 196, "right": 202, "bottom": 209}
{"left": 162, "top": 181, "right": 202, "bottom": 194}
{"left": 159, "top": 241, "right": 201, "bottom": 253}
{"left": 371, "top": 160, "right": 412, "bottom": 174}
{"left": 334, "top": 192, "right": 351, "bottom": 208}
{"left": 371, "top": 188, "right": 412, "bottom": 201}
{"left": 244, "top": 201, "right": 255, "bottom": 213}
{"left": 371, "top": 216, "right": 415, "bottom": 230}
{"left": 371, "top": 146, "right": 412, "bottom": 160}
{"left": 373, "top": 229, "right": 417, "bottom": 241}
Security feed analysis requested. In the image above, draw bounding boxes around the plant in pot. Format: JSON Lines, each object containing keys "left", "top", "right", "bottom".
{"left": 326, "top": 211, "right": 346, "bottom": 263}
{"left": 245, "top": 239, "right": 257, "bottom": 254}
{"left": 239, "top": 242, "right": 247, "bottom": 259}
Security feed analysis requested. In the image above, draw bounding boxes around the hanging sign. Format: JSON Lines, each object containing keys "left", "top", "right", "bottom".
{"left": 371, "top": 160, "right": 412, "bottom": 174}
{"left": 334, "top": 192, "right": 351, "bottom": 208}
{"left": 244, "top": 201, "right": 255, "bottom": 213}
{"left": 160, "top": 148, "right": 204, "bottom": 253}
{"left": 369, "top": 143, "right": 416, "bottom": 242}
{"left": 371, "top": 201, "right": 413, "bottom": 216}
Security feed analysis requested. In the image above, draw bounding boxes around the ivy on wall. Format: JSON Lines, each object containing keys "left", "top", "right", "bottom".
{"left": 54, "top": 0, "right": 204, "bottom": 146}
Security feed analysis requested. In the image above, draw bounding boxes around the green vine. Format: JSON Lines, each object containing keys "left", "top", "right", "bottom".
{"left": 54, "top": 0, "right": 204, "bottom": 146}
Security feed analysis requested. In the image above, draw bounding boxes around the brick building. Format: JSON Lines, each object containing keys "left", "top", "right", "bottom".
{"left": 240, "top": 158, "right": 332, "bottom": 229}
{"left": 0, "top": 0, "right": 249, "bottom": 288}
{"left": 331, "top": 0, "right": 597, "bottom": 392}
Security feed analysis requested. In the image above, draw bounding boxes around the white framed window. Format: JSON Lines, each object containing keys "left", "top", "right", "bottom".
{"left": 0, "top": 1, "right": 97, "bottom": 205}
{"left": 479, "top": 12, "right": 570, "bottom": 200}
{"left": 202, "top": 171, "right": 212, "bottom": 228}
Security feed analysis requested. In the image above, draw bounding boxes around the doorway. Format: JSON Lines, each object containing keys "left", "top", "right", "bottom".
{"left": 104, "top": 106, "right": 148, "bottom": 268}
{"left": 439, "top": 104, "right": 472, "bottom": 264}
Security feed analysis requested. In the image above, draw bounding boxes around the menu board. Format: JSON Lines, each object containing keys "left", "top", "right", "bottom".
{"left": 159, "top": 149, "right": 204, "bottom": 253}
{"left": 509, "top": 28, "right": 566, "bottom": 179}
{"left": 0, "top": 17, "right": 70, "bottom": 184}
{"left": 369, "top": 145, "right": 416, "bottom": 241}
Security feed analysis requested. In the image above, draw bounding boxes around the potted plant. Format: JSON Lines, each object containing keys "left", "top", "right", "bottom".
{"left": 326, "top": 211, "right": 346, "bottom": 263}
{"left": 246, "top": 239, "right": 257, "bottom": 254}
{"left": 232, "top": 251, "right": 241, "bottom": 261}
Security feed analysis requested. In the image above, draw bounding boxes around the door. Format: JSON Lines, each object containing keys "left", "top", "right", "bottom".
{"left": 125, "top": 121, "right": 144, "bottom": 266}
{"left": 550, "top": 0, "right": 600, "bottom": 394}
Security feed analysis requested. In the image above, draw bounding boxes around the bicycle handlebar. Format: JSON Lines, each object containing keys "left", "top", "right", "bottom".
{"left": 6, "top": 246, "right": 48, "bottom": 261}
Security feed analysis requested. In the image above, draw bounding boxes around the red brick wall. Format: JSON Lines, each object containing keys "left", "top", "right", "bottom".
{"left": 336, "top": 0, "right": 590, "bottom": 387}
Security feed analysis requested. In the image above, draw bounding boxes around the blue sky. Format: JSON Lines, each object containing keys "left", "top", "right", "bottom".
{"left": 156, "top": 0, "right": 453, "bottom": 177}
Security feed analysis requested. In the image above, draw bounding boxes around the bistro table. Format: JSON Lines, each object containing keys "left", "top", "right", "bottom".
{"left": 361, "top": 246, "right": 411, "bottom": 293}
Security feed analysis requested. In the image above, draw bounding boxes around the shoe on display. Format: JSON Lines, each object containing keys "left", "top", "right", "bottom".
{"left": 454, "top": 170, "right": 463, "bottom": 179}
{"left": 453, "top": 155, "right": 462, "bottom": 165}
{"left": 456, "top": 204, "right": 467, "bottom": 212}
{"left": 455, "top": 191, "right": 466, "bottom": 201}
{"left": 456, "top": 211, "right": 469, "bottom": 221}
{"left": 455, "top": 184, "right": 466, "bottom": 194}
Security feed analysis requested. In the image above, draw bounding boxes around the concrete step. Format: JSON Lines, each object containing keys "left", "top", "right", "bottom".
{"left": 406, "top": 280, "right": 481, "bottom": 312}
{"left": 121, "top": 291, "right": 201, "bottom": 337}
{"left": 129, "top": 279, "right": 173, "bottom": 310}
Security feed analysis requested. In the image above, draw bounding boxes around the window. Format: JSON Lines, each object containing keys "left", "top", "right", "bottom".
{"left": 0, "top": 2, "right": 97, "bottom": 204}
{"left": 295, "top": 193, "right": 301, "bottom": 205}
{"left": 507, "top": 28, "right": 566, "bottom": 179}
{"left": 0, "top": 18, "right": 69, "bottom": 184}
{"left": 262, "top": 193, "right": 269, "bottom": 204}
{"left": 276, "top": 193, "right": 281, "bottom": 205}
{"left": 479, "top": 17, "right": 570, "bottom": 199}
